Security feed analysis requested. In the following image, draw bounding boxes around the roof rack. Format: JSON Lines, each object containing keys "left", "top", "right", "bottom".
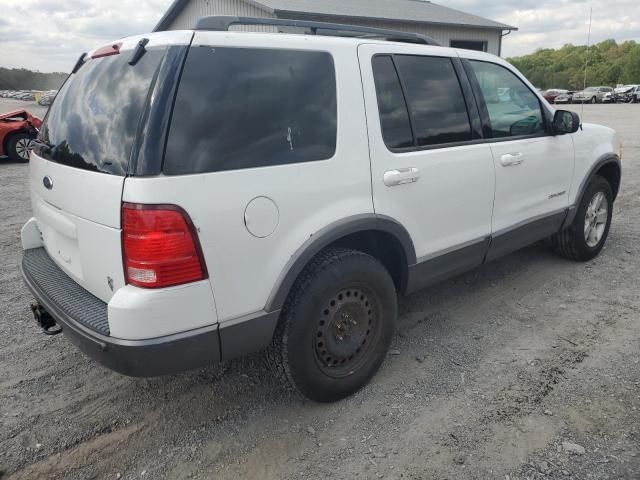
{"left": 194, "top": 16, "right": 441, "bottom": 46}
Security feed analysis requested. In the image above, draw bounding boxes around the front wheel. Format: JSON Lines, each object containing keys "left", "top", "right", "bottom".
{"left": 7, "top": 133, "right": 35, "bottom": 162}
{"left": 267, "top": 247, "right": 397, "bottom": 402}
{"left": 551, "top": 175, "right": 613, "bottom": 261}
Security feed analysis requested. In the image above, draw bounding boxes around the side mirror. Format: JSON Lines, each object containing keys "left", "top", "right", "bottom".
{"left": 553, "top": 110, "right": 580, "bottom": 135}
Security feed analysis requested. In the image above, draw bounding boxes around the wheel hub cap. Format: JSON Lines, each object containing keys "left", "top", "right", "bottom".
{"left": 584, "top": 191, "right": 608, "bottom": 248}
{"left": 16, "top": 138, "right": 34, "bottom": 160}
{"left": 314, "top": 288, "right": 377, "bottom": 378}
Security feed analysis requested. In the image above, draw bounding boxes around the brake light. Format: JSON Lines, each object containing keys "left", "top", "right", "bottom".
{"left": 122, "top": 203, "right": 207, "bottom": 289}
{"left": 91, "top": 43, "right": 122, "bottom": 59}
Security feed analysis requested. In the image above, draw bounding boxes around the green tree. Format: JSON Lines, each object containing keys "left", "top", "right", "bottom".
{"left": 508, "top": 40, "right": 640, "bottom": 90}
{"left": 0, "top": 68, "right": 68, "bottom": 91}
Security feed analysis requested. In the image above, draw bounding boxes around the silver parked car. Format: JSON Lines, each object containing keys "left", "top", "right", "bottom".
{"left": 572, "top": 86, "right": 614, "bottom": 104}
{"left": 554, "top": 91, "right": 575, "bottom": 104}
{"left": 614, "top": 85, "right": 640, "bottom": 103}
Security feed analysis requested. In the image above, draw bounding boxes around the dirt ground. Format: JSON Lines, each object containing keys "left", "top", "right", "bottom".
{"left": 1, "top": 100, "right": 638, "bottom": 480}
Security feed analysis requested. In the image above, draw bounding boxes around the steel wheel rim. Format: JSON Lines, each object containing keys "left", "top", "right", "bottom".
{"left": 313, "top": 286, "right": 380, "bottom": 379}
{"left": 16, "top": 138, "right": 34, "bottom": 160}
{"left": 584, "top": 191, "right": 609, "bottom": 248}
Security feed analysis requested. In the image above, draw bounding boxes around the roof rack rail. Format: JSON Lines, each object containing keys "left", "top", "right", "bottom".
{"left": 194, "top": 16, "right": 441, "bottom": 46}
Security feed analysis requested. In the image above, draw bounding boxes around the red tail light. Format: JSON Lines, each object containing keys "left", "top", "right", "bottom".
{"left": 122, "top": 203, "right": 208, "bottom": 289}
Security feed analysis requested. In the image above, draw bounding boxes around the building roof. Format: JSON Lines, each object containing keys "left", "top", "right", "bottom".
{"left": 155, "top": 0, "right": 517, "bottom": 32}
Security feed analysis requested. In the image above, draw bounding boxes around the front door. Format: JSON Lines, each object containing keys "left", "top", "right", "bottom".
{"left": 358, "top": 44, "right": 496, "bottom": 290}
{"left": 463, "top": 59, "right": 574, "bottom": 260}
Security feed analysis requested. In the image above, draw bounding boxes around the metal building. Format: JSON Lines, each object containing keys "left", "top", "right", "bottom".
{"left": 154, "top": 0, "right": 517, "bottom": 56}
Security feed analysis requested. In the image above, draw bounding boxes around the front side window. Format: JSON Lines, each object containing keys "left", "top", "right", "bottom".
{"left": 164, "top": 47, "right": 337, "bottom": 175}
{"left": 469, "top": 60, "right": 545, "bottom": 138}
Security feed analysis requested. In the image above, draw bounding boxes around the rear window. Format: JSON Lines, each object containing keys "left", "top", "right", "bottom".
{"left": 372, "top": 54, "right": 472, "bottom": 150}
{"left": 371, "top": 56, "right": 414, "bottom": 149}
{"left": 394, "top": 55, "right": 472, "bottom": 146}
{"left": 38, "top": 48, "right": 165, "bottom": 175}
{"left": 163, "top": 47, "right": 337, "bottom": 175}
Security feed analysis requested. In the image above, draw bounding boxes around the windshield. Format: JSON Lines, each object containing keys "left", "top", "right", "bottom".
{"left": 38, "top": 48, "right": 165, "bottom": 175}
{"left": 583, "top": 87, "right": 598, "bottom": 92}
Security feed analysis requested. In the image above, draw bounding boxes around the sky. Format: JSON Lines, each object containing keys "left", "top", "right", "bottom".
{"left": 0, "top": 0, "right": 639, "bottom": 72}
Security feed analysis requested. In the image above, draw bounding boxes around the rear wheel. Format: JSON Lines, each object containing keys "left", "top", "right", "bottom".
{"left": 591, "top": 96, "right": 597, "bottom": 104}
{"left": 551, "top": 175, "right": 613, "bottom": 261}
{"left": 7, "top": 133, "right": 35, "bottom": 162}
{"left": 267, "top": 247, "right": 397, "bottom": 402}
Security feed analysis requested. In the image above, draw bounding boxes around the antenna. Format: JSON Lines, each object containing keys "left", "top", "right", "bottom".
{"left": 582, "top": 4, "right": 593, "bottom": 119}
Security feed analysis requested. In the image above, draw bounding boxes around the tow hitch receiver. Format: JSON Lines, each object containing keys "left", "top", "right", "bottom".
{"left": 31, "top": 303, "right": 62, "bottom": 336}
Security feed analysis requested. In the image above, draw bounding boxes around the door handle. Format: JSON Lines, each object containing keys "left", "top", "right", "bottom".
{"left": 500, "top": 153, "right": 524, "bottom": 167}
{"left": 383, "top": 168, "right": 420, "bottom": 187}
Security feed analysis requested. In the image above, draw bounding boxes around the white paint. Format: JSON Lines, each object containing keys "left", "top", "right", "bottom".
{"left": 22, "top": 30, "right": 619, "bottom": 345}
{"left": 123, "top": 32, "right": 371, "bottom": 323}
{"left": 359, "top": 42, "right": 496, "bottom": 260}
{"left": 108, "top": 281, "right": 218, "bottom": 340}
{"left": 21, "top": 218, "right": 43, "bottom": 250}
{"left": 456, "top": 49, "right": 576, "bottom": 232}
{"left": 28, "top": 153, "right": 125, "bottom": 303}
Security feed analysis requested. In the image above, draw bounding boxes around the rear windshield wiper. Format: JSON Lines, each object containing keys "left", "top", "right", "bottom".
{"left": 71, "top": 53, "right": 87, "bottom": 74}
{"left": 129, "top": 38, "right": 149, "bottom": 66}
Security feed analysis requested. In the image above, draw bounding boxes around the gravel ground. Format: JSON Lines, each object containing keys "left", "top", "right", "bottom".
{"left": 1, "top": 100, "right": 639, "bottom": 480}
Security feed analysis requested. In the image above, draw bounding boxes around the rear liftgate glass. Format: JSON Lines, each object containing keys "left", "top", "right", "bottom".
{"left": 36, "top": 45, "right": 168, "bottom": 175}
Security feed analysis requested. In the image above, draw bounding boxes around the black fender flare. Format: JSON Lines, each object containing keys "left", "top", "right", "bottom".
{"left": 264, "top": 214, "right": 416, "bottom": 313}
{"left": 563, "top": 153, "right": 621, "bottom": 228}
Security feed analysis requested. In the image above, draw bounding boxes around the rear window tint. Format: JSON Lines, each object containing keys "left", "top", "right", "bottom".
{"left": 39, "top": 48, "right": 165, "bottom": 175}
{"left": 372, "top": 56, "right": 414, "bottom": 149}
{"left": 163, "top": 47, "right": 337, "bottom": 175}
{"left": 394, "top": 55, "right": 472, "bottom": 146}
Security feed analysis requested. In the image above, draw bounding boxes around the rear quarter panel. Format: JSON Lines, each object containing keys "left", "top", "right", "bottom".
{"left": 123, "top": 34, "right": 373, "bottom": 323}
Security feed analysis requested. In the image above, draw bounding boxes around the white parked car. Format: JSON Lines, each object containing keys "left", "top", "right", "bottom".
{"left": 21, "top": 17, "right": 621, "bottom": 402}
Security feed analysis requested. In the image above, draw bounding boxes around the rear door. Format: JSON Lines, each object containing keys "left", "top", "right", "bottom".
{"left": 358, "top": 44, "right": 496, "bottom": 287}
{"left": 31, "top": 33, "right": 192, "bottom": 303}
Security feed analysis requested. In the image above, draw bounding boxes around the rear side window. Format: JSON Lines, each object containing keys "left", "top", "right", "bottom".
{"left": 394, "top": 55, "right": 472, "bottom": 146}
{"left": 371, "top": 56, "right": 414, "bottom": 149}
{"left": 163, "top": 47, "right": 337, "bottom": 175}
{"left": 372, "top": 55, "right": 472, "bottom": 150}
{"left": 39, "top": 49, "right": 165, "bottom": 175}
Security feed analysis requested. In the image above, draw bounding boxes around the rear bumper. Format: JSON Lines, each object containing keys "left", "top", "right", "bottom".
{"left": 21, "top": 248, "right": 279, "bottom": 377}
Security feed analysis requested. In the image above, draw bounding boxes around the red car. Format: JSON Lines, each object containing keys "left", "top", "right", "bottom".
{"left": 542, "top": 89, "right": 568, "bottom": 104}
{"left": 0, "top": 110, "right": 42, "bottom": 162}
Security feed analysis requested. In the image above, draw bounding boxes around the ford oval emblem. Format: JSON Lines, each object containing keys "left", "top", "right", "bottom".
{"left": 43, "top": 176, "right": 53, "bottom": 190}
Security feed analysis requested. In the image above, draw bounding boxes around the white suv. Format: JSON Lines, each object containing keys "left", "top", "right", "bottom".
{"left": 21, "top": 17, "right": 621, "bottom": 402}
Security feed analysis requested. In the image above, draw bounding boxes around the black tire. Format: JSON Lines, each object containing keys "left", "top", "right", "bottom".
{"left": 6, "top": 133, "right": 34, "bottom": 162}
{"left": 591, "top": 96, "right": 597, "bottom": 104}
{"left": 551, "top": 175, "right": 613, "bottom": 261}
{"left": 267, "top": 247, "right": 397, "bottom": 402}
